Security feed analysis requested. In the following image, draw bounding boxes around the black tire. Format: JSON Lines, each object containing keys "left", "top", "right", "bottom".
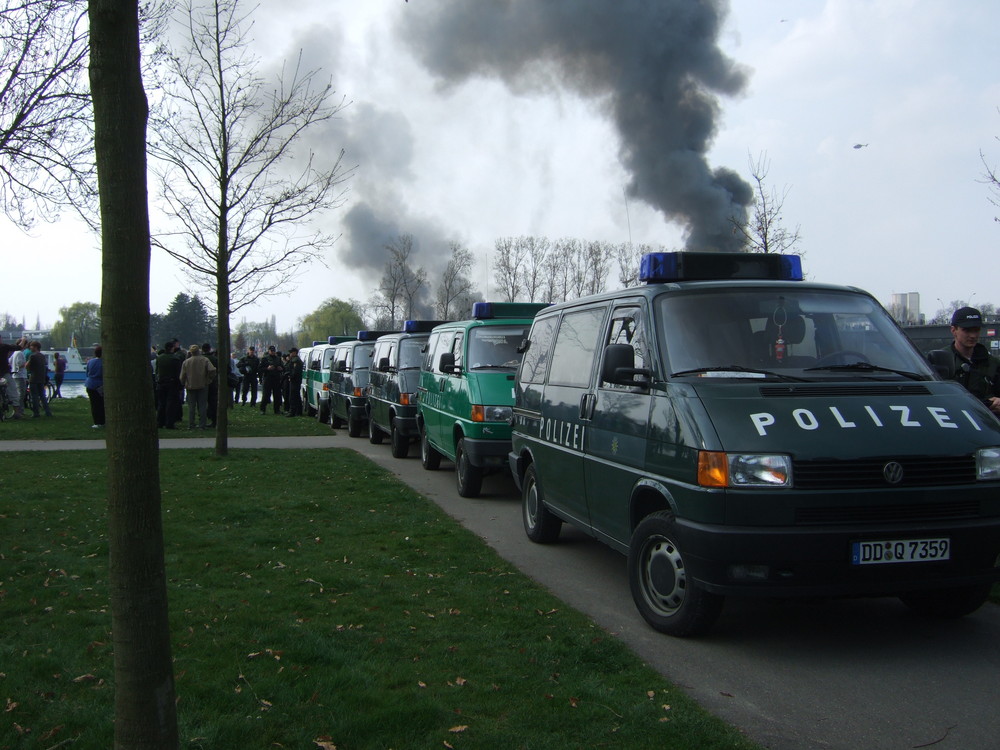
{"left": 316, "top": 400, "right": 327, "bottom": 424}
{"left": 899, "top": 584, "right": 993, "bottom": 619}
{"left": 330, "top": 401, "right": 344, "bottom": 429}
{"left": 455, "top": 437, "right": 483, "bottom": 498}
{"left": 521, "top": 464, "right": 562, "bottom": 543}
{"left": 420, "top": 427, "right": 441, "bottom": 471}
{"left": 390, "top": 420, "right": 409, "bottom": 459}
{"left": 368, "top": 416, "right": 384, "bottom": 444}
{"left": 347, "top": 414, "right": 363, "bottom": 438}
{"left": 628, "top": 511, "right": 724, "bottom": 637}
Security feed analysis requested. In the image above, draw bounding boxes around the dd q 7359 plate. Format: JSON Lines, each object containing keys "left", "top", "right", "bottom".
{"left": 851, "top": 538, "right": 950, "bottom": 565}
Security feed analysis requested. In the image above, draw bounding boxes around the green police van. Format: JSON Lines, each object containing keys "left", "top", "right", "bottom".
{"left": 367, "top": 320, "right": 446, "bottom": 458}
{"left": 418, "top": 302, "right": 549, "bottom": 497}
{"left": 303, "top": 336, "right": 354, "bottom": 422}
{"left": 327, "top": 331, "right": 390, "bottom": 437}
{"left": 509, "top": 252, "right": 1000, "bottom": 636}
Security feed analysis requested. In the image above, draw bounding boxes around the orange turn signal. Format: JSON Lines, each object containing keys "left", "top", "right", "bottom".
{"left": 470, "top": 405, "right": 484, "bottom": 422}
{"left": 698, "top": 451, "right": 728, "bottom": 488}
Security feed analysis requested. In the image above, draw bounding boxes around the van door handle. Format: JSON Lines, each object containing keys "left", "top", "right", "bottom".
{"left": 579, "top": 393, "right": 597, "bottom": 420}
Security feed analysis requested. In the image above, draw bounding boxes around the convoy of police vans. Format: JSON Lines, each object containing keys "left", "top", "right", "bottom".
{"left": 318, "top": 253, "right": 1000, "bottom": 637}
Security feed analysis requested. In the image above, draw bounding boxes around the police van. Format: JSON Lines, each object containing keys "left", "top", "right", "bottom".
{"left": 367, "top": 320, "right": 446, "bottom": 458}
{"left": 302, "top": 336, "right": 354, "bottom": 422}
{"left": 327, "top": 331, "right": 391, "bottom": 437}
{"left": 509, "top": 252, "right": 1000, "bottom": 636}
{"left": 418, "top": 302, "right": 549, "bottom": 497}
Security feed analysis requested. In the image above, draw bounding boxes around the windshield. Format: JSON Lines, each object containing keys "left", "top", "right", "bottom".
{"left": 467, "top": 325, "right": 528, "bottom": 370}
{"left": 399, "top": 338, "right": 425, "bottom": 369}
{"left": 349, "top": 343, "right": 375, "bottom": 370}
{"left": 657, "top": 287, "right": 935, "bottom": 380}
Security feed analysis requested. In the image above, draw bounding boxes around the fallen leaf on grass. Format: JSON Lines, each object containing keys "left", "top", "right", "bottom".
{"left": 449, "top": 725, "right": 468, "bottom": 733}
{"left": 72, "top": 674, "right": 97, "bottom": 683}
{"left": 313, "top": 738, "right": 337, "bottom": 749}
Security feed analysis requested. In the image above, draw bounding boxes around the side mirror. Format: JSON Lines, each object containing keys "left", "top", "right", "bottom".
{"left": 335, "top": 359, "right": 347, "bottom": 372}
{"left": 378, "top": 357, "right": 391, "bottom": 373}
{"left": 601, "top": 344, "right": 650, "bottom": 388}
{"left": 438, "top": 351, "right": 458, "bottom": 374}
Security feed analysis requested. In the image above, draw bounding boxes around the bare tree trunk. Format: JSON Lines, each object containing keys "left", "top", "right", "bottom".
{"left": 89, "top": 1, "right": 178, "bottom": 747}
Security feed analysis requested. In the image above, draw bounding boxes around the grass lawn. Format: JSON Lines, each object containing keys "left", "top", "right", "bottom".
{"left": 0, "top": 446, "right": 760, "bottom": 750}
{"left": 1, "top": 394, "right": 332, "bottom": 441}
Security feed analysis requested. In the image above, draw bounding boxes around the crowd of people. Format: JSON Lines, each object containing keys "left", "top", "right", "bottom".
{"left": 152, "top": 340, "right": 304, "bottom": 429}
{"left": 1, "top": 336, "right": 58, "bottom": 420}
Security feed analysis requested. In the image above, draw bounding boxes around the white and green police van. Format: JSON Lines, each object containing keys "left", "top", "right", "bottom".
{"left": 327, "top": 330, "right": 391, "bottom": 437}
{"left": 418, "top": 302, "right": 549, "bottom": 497}
{"left": 509, "top": 252, "right": 1000, "bottom": 637}
{"left": 367, "top": 320, "right": 446, "bottom": 458}
{"left": 302, "top": 336, "right": 354, "bottom": 422}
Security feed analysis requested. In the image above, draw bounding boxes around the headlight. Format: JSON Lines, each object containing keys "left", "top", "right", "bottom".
{"left": 471, "top": 405, "right": 513, "bottom": 422}
{"left": 698, "top": 451, "right": 792, "bottom": 488}
{"left": 977, "top": 447, "right": 1000, "bottom": 481}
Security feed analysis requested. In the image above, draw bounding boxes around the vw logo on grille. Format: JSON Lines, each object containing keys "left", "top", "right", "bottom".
{"left": 883, "top": 461, "right": 905, "bottom": 485}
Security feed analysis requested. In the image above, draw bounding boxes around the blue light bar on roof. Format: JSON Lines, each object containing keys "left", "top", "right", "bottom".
{"left": 356, "top": 330, "right": 394, "bottom": 341}
{"left": 328, "top": 335, "right": 353, "bottom": 345}
{"left": 313, "top": 341, "right": 323, "bottom": 346}
{"left": 472, "top": 302, "right": 552, "bottom": 319}
{"left": 639, "top": 252, "right": 803, "bottom": 284}
{"left": 402, "top": 320, "right": 448, "bottom": 333}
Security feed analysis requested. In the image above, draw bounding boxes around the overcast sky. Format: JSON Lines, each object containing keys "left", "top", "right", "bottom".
{"left": 4, "top": 0, "right": 998, "bottom": 333}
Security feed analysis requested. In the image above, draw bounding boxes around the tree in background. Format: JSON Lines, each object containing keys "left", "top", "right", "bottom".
{"left": 149, "top": 0, "right": 350, "bottom": 455}
{"left": 372, "top": 234, "right": 427, "bottom": 327}
{"left": 520, "top": 236, "right": 550, "bottom": 304}
{"left": 151, "top": 292, "right": 214, "bottom": 347}
{"left": 983, "top": 115, "right": 999, "bottom": 224}
{"left": 0, "top": 0, "right": 93, "bottom": 228}
{"left": 434, "top": 242, "right": 478, "bottom": 319}
{"left": 89, "top": 0, "right": 178, "bottom": 745}
{"left": 730, "top": 152, "right": 801, "bottom": 255}
{"left": 49, "top": 300, "right": 101, "bottom": 347}
{"left": 492, "top": 236, "right": 524, "bottom": 303}
{"left": 298, "top": 297, "right": 364, "bottom": 346}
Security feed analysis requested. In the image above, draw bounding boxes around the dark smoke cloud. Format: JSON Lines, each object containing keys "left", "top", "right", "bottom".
{"left": 397, "top": 0, "right": 752, "bottom": 251}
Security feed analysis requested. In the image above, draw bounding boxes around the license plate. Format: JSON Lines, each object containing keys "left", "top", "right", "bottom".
{"left": 851, "top": 538, "right": 950, "bottom": 565}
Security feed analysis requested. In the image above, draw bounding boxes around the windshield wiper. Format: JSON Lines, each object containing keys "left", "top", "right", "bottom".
{"left": 804, "top": 362, "right": 924, "bottom": 381}
{"left": 670, "top": 365, "right": 807, "bottom": 382}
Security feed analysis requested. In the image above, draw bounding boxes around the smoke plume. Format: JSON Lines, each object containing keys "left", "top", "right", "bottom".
{"left": 398, "top": 0, "right": 752, "bottom": 251}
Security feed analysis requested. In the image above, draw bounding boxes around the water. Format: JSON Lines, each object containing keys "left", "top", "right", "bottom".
{"left": 54, "top": 382, "right": 88, "bottom": 399}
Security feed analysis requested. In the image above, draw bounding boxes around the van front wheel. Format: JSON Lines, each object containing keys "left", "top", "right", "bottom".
{"left": 522, "top": 465, "right": 561, "bottom": 543}
{"left": 628, "top": 512, "right": 723, "bottom": 637}
{"left": 390, "top": 421, "right": 409, "bottom": 458}
{"left": 368, "top": 417, "right": 384, "bottom": 444}
{"left": 455, "top": 438, "right": 483, "bottom": 498}
{"left": 420, "top": 428, "right": 441, "bottom": 470}
{"left": 348, "top": 414, "right": 363, "bottom": 438}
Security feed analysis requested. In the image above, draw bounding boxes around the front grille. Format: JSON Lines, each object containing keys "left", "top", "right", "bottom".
{"left": 793, "top": 455, "right": 976, "bottom": 490}
{"left": 795, "top": 499, "right": 982, "bottom": 525}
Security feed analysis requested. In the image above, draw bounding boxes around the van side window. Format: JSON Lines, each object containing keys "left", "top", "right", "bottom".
{"left": 602, "top": 306, "right": 647, "bottom": 389}
{"left": 520, "top": 316, "right": 557, "bottom": 384}
{"left": 548, "top": 308, "right": 605, "bottom": 387}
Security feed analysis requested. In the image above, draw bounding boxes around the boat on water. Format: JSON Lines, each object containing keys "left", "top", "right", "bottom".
{"left": 40, "top": 345, "right": 88, "bottom": 382}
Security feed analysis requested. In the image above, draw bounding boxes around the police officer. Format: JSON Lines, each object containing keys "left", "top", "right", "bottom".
{"left": 259, "top": 345, "right": 284, "bottom": 414}
{"left": 238, "top": 346, "right": 260, "bottom": 405}
{"left": 284, "top": 347, "right": 304, "bottom": 417}
{"left": 155, "top": 340, "right": 183, "bottom": 429}
{"left": 929, "top": 306, "right": 1000, "bottom": 416}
